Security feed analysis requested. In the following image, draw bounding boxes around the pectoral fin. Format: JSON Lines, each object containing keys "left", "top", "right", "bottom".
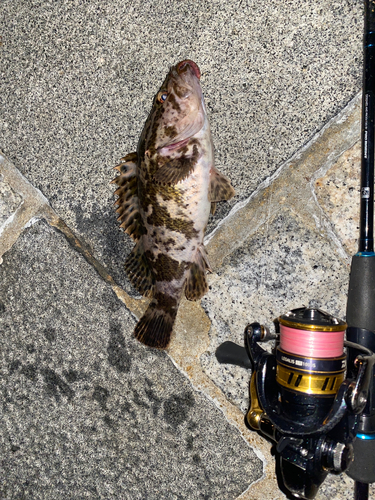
{"left": 112, "top": 153, "right": 145, "bottom": 241}
{"left": 208, "top": 169, "right": 235, "bottom": 202}
{"left": 153, "top": 156, "right": 196, "bottom": 186}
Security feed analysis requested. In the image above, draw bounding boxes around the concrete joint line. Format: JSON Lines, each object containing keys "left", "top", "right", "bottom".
{"left": 0, "top": 153, "right": 50, "bottom": 258}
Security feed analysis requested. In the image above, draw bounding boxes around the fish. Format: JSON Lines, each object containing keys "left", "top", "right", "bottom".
{"left": 113, "top": 59, "right": 235, "bottom": 349}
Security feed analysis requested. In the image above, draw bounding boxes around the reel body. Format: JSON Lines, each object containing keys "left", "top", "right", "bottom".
{"left": 216, "top": 307, "right": 375, "bottom": 499}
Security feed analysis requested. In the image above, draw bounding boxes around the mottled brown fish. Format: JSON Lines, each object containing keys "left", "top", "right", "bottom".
{"left": 113, "top": 60, "right": 234, "bottom": 349}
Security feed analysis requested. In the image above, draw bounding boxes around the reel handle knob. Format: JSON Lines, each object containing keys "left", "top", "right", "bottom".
{"left": 215, "top": 341, "right": 252, "bottom": 369}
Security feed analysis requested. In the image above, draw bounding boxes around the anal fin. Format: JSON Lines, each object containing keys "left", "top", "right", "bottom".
{"left": 185, "top": 245, "right": 211, "bottom": 301}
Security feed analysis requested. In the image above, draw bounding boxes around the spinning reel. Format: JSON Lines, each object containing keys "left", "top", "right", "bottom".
{"left": 216, "top": 307, "right": 375, "bottom": 499}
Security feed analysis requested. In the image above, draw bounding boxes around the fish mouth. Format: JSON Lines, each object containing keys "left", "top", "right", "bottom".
{"left": 176, "top": 60, "right": 201, "bottom": 80}
{"left": 158, "top": 137, "right": 190, "bottom": 153}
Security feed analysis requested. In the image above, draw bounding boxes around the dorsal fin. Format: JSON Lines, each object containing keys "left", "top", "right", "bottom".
{"left": 112, "top": 153, "right": 145, "bottom": 241}
{"left": 124, "top": 237, "right": 155, "bottom": 298}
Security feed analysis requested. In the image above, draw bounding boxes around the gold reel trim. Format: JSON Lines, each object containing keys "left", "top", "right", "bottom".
{"left": 276, "top": 364, "right": 345, "bottom": 395}
{"left": 278, "top": 317, "right": 347, "bottom": 332}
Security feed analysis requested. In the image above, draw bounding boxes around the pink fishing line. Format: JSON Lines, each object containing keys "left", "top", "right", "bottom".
{"left": 280, "top": 325, "right": 345, "bottom": 358}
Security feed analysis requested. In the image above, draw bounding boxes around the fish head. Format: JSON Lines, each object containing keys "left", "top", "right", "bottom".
{"left": 142, "top": 60, "right": 206, "bottom": 155}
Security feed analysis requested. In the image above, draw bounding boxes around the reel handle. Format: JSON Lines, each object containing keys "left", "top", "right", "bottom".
{"left": 215, "top": 341, "right": 252, "bottom": 369}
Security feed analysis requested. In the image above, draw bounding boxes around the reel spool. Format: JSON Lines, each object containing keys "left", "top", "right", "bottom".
{"left": 276, "top": 308, "right": 346, "bottom": 424}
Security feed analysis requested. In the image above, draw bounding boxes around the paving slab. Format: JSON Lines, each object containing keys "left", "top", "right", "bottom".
{"left": 315, "top": 140, "right": 361, "bottom": 256}
{"left": 0, "top": 176, "right": 21, "bottom": 226}
{"left": 0, "top": 0, "right": 363, "bottom": 290}
{"left": 0, "top": 220, "right": 263, "bottom": 500}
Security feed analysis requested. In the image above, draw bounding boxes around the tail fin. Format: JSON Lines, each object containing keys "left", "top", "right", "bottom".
{"left": 134, "top": 294, "right": 178, "bottom": 349}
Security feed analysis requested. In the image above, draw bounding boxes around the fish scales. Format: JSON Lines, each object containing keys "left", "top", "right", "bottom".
{"left": 113, "top": 60, "right": 235, "bottom": 348}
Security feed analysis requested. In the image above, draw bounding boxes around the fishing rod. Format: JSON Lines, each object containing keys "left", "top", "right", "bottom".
{"left": 214, "top": 2, "right": 375, "bottom": 498}
{"left": 346, "top": 0, "right": 375, "bottom": 498}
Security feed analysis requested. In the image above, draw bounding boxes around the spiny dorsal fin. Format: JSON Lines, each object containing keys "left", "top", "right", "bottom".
{"left": 112, "top": 153, "right": 145, "bottom": 241}
{"left": 124, "top": 238, "right": 155, "bottom": 298}
{"left": 208, "top": 168, "right": 235, "bottom": 202}
{"left": 185, "top": 245, "right": 212, "bottom": 301}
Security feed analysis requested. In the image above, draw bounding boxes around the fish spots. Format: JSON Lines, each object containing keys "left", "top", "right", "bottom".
{"left": 163, "top": 237, "right": 176, "bottom": 252}
{"left": 167, "top": 92, "right": 181, "bottom": 112}
{"left": 158, "top": 184, "right": 182, "bottom": 203}
{"left": 146, "top": 103, "right": 166, "bottom": 151}
{"left": 164, "top": 125, "right": 178, "bottom": 138}
{"left": 146, "top": 252, "right": 187, "bottom": 282}
{"left": 151, "top": 291, "right": 179, "bottom": 319}
{"left": 145, "top": 196, "right": 198, "bottom": 240}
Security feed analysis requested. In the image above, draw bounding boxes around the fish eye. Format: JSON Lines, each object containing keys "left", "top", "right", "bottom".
{"left": 157, "top": 91, "right": 168, "bottom": 103}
